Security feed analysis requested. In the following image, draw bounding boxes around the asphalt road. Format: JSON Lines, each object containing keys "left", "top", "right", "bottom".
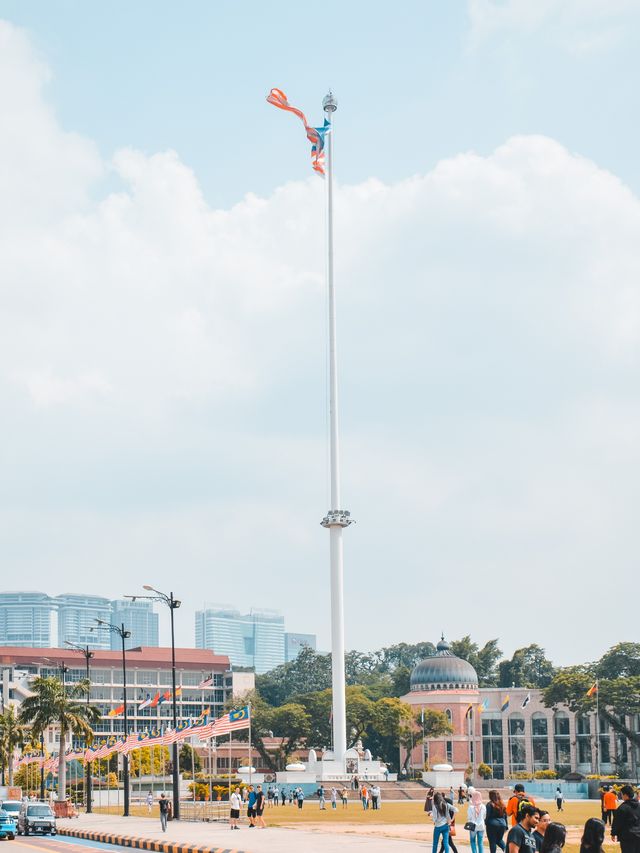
{"left": 8, "top": 835, "right": 131, "bottom": 853}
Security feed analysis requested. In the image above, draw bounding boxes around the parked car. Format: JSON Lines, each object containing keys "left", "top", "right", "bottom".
{"left": 0, "top": 810, "right": 16, "bottom": 840}
{"left": 0, "top": 802, "right": 20, "bottom": 828}
{"left": 17, "top": 803, "right": 56, "bottom": 835}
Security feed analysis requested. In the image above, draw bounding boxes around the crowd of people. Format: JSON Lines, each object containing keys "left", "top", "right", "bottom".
{"left": 426, "top": 782, "right": 640, "bottom": 853}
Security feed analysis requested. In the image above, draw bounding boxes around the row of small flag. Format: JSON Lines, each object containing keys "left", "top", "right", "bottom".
{"left": 108, "top": 687, "right": 183, "bottom": 717}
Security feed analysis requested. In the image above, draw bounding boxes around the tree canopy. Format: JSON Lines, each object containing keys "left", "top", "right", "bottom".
{"left": 499, "top": 644, "right": 555, "bottom": 688}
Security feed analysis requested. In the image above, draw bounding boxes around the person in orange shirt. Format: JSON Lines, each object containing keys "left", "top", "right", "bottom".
{"left": 506, "top": 785, "right": 536, "bottom": 826}
{"left": 603, "top": 787, "right": 618, "bottom": 825}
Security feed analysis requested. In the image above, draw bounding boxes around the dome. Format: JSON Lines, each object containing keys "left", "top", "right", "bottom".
{"left": 410, "top": 636, "right": 478, "bottom": 692}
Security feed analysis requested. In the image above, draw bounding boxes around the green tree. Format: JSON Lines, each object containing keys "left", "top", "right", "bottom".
{"left": 19, "top": 676, "right": 99, "bottom": 800}
{"left": 179, "top": 742, "right": 202, "bottom": 773}
{"left": 227, "top": 693, "right": 311, "bottom": 772}
{"left": 449, "top": 637, "right": 502, "bottom": 687}
{"left": 399, "top": 708, "right": 452, "bottom": 774}
{"left": 366, "top": 696, "right": 414, "bottom": 770}
{"left": 0, "top": 705, "right": 27, "bottom": 784}
{"left": 256, "top": 647, "right": 332, "bottom": 706}
{"left": 596, "top": 643, "right": 640, "bottom": 679}
{"left": 499, "top": 645, "right": 555, "bottom": 688}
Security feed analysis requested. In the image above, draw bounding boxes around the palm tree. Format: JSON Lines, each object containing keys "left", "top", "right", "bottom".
{"left": 19, "top": 676, "right": 100, "bottom": 800}
{"left": 0, "top": 705, "right": 27, "bottom": 784}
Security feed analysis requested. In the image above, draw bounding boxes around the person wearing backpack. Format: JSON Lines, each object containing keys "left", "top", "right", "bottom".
{"left": 507, "top": 785, "right": 536, "bottom": 827}
{"left": 612, "top": 785, "right": 640, "bottom": 853}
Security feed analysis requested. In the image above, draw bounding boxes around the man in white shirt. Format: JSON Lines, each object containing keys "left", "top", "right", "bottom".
{"left": 229, "top": 787, "right": 241, "bottom": 830}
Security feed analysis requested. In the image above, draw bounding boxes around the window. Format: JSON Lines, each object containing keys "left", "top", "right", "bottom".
{"left": 554, "top": 712, "right": 571, "bottom": 774}
{"left": 482, "top": 717, "right": 504, "bottom": 779}
{"left": 509, "top": 714, "right": 526, "bottom": 773}
{"left": 445, "top": 709, "right": 453, "bottom": 726}
{"left": 599, "top": 715, "right": 611, "bottom": 765}
{"left": 446, "top": 741, "right": 453, "bottom": 763}
{"left": 181, "top": 671, "right": 202, "bottom": 686}
{"left": 136, "top": 670, "right": 158, "bottom": 685}
{"left": 531, "top": 714, "right": 549, "bottom": 770}
{"left": 577, "top": 716, "right": 592, "bottom": 768}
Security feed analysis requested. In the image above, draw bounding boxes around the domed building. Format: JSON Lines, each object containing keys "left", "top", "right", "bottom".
{"left": 401, "top": 636, "right": 480, "bottom": 773}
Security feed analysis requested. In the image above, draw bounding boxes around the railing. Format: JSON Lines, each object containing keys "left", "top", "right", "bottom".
{"left": 177, "top": 801, "right": 230, "bottom": 823}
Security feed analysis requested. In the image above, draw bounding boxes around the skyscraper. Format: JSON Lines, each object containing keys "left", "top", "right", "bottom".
{"left": 56, "top": 594, "right": 112, "bottom": 649}
{"left": 284, "top": 632, "right": 317, "bottom": 662}
{"left": 195, "top": 606, "right": 285, "bottom": 673}
{"left": 110, "top": 599, "right": 159, "bottom": 649}
{"left": 0, "top": 592, "right": 54, "bottom": 647}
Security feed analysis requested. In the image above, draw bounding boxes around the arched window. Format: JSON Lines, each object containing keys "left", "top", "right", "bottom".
{"left": 554, "top": 711, "right": 571, "bottom": 775}
{"left": 531, "top": 713, "right": 549, "bottom": 770}
{"left": 508, "top": 713, "right": 526, "bottom": 773}
{"left": 445, "top": 708, "right": 453, "bottom": 726}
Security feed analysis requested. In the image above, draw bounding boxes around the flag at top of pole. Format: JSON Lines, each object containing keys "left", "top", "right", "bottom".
{"left": 266, "top": 88, "right": 331, "bottom": 175}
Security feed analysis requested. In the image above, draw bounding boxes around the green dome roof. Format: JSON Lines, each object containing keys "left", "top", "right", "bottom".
{"left": 410, "top": 637, "right": 478, "bottom": 692}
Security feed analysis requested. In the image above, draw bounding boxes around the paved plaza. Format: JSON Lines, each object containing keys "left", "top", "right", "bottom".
{"left": 58, "top": 811, "right": 469, "bottom": 852}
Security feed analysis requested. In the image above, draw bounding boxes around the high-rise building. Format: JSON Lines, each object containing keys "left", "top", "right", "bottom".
{"left": 284, "top": 631, "right": 317, "bottom": 663}
{"left": 110, "top": 599, "right": 159, "bottom": 649}
{"left": 56, "top": 594, "right": 112, "bottom": 649}
{"left": 0, "top": 592, "right": 54, "bottom": 647}
{"left": 195, "top": 606, "right": 285, "bottom": 674}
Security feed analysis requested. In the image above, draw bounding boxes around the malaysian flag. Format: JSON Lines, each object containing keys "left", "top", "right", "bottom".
{"left": 266, "top": 88, "right": 330, "bottom": 176}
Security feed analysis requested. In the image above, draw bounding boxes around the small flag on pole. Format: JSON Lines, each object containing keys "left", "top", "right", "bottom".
{"left": 266, "top": 88, "right": 330, "bottom": 176}
{"left": 198, "top": 675, "right": 213, "bottom": 689}
{"left": 138, "top": 693, "right": 153, "bottom": 711}
{"left": 108, "top": 704, "right": 125, "bottom": 717}
{"left": 521, "top": 693, "right": 531, "bottom": 709}
{"left": 587, "top": 682, "right": 598, "bottom": 697}
{"left": 149, "top": 691, "right": 161, "bottom": 708}
{"left": 500, "top": 695, "right": 510, "bottom": 712}
{"left": 465, "top": 703, "right": 473, "bottom": 718}
{"left": 478, "top": 698, "right": 489, "bottom": 714}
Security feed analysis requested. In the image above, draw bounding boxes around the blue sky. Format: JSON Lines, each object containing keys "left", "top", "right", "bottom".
{"left": 1, "top": 1, "right": 640, "bottom": 665}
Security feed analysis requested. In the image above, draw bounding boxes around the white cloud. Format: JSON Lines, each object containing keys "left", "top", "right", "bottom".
{"left": 468, "top": 0, "right": 640, "bottom": 50}
{"left": 1, "top": 19, "right": 640, "bottom": 661}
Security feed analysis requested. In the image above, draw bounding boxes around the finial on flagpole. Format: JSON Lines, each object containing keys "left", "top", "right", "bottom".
{"left": 323, "top": 91, "right": 338, "bottom": 113}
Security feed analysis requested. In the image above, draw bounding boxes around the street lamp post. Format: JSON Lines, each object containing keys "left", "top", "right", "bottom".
{"left": 125, "top": 587, "right": 181, "bottom": 820}
{"left": 94, "top": 620, "right": 131, "bottom": 817}
{"left": 65, "top": 641, "right": 95, "bottom": 813}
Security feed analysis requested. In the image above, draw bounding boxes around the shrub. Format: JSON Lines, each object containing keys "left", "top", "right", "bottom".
{"left": 509, "top": 772, "right": 531, "bottom": 780}
{"left": 478, "top": 763, "right": 493, "bottom": 780}
{"left": 533, "top": 770, "right": 558, "bottom": 780}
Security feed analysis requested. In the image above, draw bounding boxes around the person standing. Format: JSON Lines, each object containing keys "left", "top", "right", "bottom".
{"left": 246, "top": 785, "right": 257, "bottom": 827}
{"left": 541, "top": 823, "right": 566, "bottom": 853}
{"left": 281, "top": 787, "right": 286, "bottom": 806}
{"left": 580, "top": 818, "right": 605, "bottom": 853}
{"left": 330, "top": 787, "right": 338, "bottom": 810}
{"left": 432, "top": 791, "right": 457, "bottom": 853}
{"left": 467, "top": 790, "right": 487, "bottom": 853}
{"left": 603, "top": 787, "right": 618, "bottom": 825}
{"left": 296, "top": 788, "right": 305, "bottom": 810}
{"left": 555, "top": 789, "right": 564, "bottom": 813}
{"left": 159, "top": 794, "right": 169, "bottom": 832}
{"left": 486, "top": 790, "right": 509, "bottom": 853}
{"left": 361, "top": 784, "right": 369, "bottom": 810}
{"left": 533, "top": 811, "right": 551, "bottom": 852}
{"left": 507, "top": 805, "right": 539, "bottom": 853}
{"left": 229, "top": 787, "right": 241, "bottom": 831}
{"left": 341, "top": 786, "right": 349, "bottom": 808}
{"left": 459, "top": 787, "right": 466, "bottom": 805}
{"left": 612, "top": 785, "right": 640, "bottom": 853}
{"left": 146, "top": 792, "right": 153, "bottom": 814}
{"left": 255, "top": 785, "right": 266, "bottom": 828}
{"left": 507, "top": 785, "right": 536, "bottom": 827}
{"left": 318, "top": 785, "right": 326, "bottom": 810}
{"left": 273, "top": 785, "right": 279, "bottom": 806}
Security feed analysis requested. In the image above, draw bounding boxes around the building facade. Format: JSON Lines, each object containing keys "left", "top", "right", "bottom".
{"left": 56, "top": 594, "right": 112, "bottom": 649}
{"left": 0, "top": 646, "right": 254, "bottom": 746}
{"left": 110, "top": 600, "right": 159, "bottom": 650}
{"left": 402, "top": 637, "right": 639, "bottom": 779}
{"left": 284, "top": 632, "right": 317, "bottom": 663}
{"left": 0, "top": 592, "right": 54, "bottom": 647}
{"left": 0, "top": 592, "right": 160, "bottom": 650}
{"left": 195, "top": 605, "right": 285, "bottom": 673}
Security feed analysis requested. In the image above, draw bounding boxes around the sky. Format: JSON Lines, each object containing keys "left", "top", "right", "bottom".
{"left": 1, "top": 0, "right": 640, "bottom": 668}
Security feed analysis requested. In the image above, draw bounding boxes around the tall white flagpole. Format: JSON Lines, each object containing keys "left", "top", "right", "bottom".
{"left": 320, "top": 91, "right": 352, "bottom": 770}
